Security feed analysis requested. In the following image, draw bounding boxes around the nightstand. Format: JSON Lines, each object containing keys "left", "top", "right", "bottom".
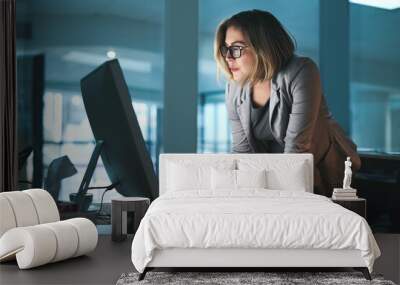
{"left": 111, "top": 197, "right": 150, "bottom": 242}
{"left": 331, "top": 198, "right": 366, "bottom": 219}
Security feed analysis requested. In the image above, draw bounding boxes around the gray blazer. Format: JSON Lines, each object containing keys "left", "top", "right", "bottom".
{"left": 225, "top": 55, "right": 361, "bottom": 196}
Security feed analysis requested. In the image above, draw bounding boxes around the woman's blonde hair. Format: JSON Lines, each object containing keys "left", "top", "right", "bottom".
{"left": 214, "top": 10, "right": 295, "bottom": 85}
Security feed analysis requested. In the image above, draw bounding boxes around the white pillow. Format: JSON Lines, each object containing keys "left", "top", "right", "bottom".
{"left": 167, "top": 160, "right": 235, "bottom": 191}
{"left": 237, "top": 159, "right": 309, "bottom": 191}
{"left": 211, "top": 168, "right": 236, "bottom": 190}
{"left": 237, "top": 169, "right": 267, "bottom": 189}
{"left": 211, "top": 168, "right": 268, "bottom": 190}
{"left": 267, "top": 164, "right": 307, "bottom": 191}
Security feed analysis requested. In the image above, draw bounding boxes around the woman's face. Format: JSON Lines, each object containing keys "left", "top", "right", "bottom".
{"left": 224, "top": 26, "right": 255, "bottom": 82}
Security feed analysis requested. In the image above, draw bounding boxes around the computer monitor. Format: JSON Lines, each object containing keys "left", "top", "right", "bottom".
{"left": 79, "top": 59, "right": 158, "bottom": 202}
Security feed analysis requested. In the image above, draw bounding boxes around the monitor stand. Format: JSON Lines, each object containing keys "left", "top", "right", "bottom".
{"left": 74, "top": 140, "right": 118, "bottom": 211}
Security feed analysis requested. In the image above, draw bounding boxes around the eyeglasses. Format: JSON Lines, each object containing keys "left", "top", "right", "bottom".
{"left": 220, "top": 45, "right": 248, "bottom": 59}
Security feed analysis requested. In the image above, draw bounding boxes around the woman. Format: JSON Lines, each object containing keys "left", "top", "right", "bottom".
{"left": 214, "top": 9, "right": 360, "bottom": 196}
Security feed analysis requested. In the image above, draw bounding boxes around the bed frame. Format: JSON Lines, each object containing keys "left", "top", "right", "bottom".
{"left": 138, "top": 154, "right": 372, "bottom": 281}
{"left": 139, "top": 248, "right": 371, "bottom": 280}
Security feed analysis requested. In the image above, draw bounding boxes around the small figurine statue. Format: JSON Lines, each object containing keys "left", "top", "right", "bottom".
{"left": 342, "top": 157, "right": 353, "bottom": 189}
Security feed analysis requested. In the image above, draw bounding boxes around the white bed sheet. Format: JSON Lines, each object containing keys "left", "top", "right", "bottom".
{"left": 131, "top": 190, "right": 380, "bottom": 273}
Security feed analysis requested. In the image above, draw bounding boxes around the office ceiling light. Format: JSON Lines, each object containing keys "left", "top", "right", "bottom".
{"left": 107, "top": 50, "right": 116, "bottom": 59}
{"left": 63, "top": 51, "right": 152, "bottom": 73}
{"left": 349, "top": 0, "right": 400, "bottom": 10}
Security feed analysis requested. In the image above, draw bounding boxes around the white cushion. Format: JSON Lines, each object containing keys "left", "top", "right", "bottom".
{"left": 167, "top": 162, "right": 209, "bottom": 191}
{"left": 42, "top": 221, "right": 79, "bottom": 262}
{"left": 24, "top": 189, "right": 60, "bottom": 223}
{"left": 238, "top": 159, "right": 309, "bottom": 191}
{"left": 0, "top": 226, "right": 57, "bottom": 269}
{"left": 167, "top": 159, "right": 235, "bottom": 192}
{"left": 211, "top": 169, "right": 268, "bottom": 190}
{"left": 0, "top": 196, "right": 17, "bottom": 237}
{"left": 211, "top": 168, "right": 237, "bottom": 190}
{"left": 0, "top": 191, "right": 39, "bottom": 227}
{"left": 0, "top": 189, "right": 98, "bottom": 269}
{"left": 65, "top": 218, "right": 98, "bottom": 257}
{"left": 0, "top": 218, "right": 98, "bottom": 269}
{"left": 0, "top": 189, "right": 59, "bottom": 238}
{"left": 236, "top": 169, "right": 268, "bottom": 189}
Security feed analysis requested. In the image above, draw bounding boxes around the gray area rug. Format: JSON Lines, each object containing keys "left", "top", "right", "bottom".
{"left": 117, "top": 271, "right": 396, "bottom": 285}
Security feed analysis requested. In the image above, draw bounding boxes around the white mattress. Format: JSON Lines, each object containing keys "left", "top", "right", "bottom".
{"left": 131, "top": 190, "right": 380, "bottom": 273}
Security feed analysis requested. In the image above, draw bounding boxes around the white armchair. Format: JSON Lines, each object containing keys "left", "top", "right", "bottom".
{"left": 0, "top": 189, "right": 98, "bottom": 269}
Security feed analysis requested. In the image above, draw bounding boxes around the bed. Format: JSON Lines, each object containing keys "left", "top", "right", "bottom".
{"left": 131, "top": 154, "right": 381, "bottom": 280}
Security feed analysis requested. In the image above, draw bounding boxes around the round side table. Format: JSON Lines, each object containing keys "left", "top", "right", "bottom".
{"left": 111, "top": 197, "right": 150, "bottom": 242}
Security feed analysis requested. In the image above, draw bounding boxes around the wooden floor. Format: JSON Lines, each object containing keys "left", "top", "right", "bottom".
{"left": 0, "top": 235, "right": 134, "bottom": 285}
